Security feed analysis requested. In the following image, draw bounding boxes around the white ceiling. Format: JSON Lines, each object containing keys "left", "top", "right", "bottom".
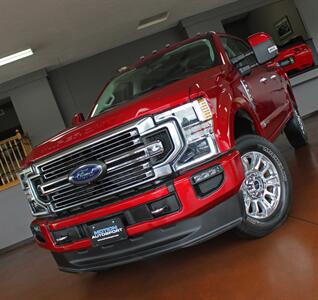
{"left": 0, "top": 0, "right": 236, "bottom": 84}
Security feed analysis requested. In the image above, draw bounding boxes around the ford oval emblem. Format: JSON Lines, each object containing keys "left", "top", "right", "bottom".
{"left": 69, "top": 162, "right": 106, "bottom": 185}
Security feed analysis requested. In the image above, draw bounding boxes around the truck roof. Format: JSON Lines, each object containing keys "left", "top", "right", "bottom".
{"left": 126, "top": 31, "right": 217, "bottom": 71}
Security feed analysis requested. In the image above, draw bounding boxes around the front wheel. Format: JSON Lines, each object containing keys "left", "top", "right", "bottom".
{"left": 235, "top": 135, "right": 292, "bottom": 239}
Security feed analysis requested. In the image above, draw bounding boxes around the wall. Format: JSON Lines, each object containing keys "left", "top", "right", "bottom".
{"left": 222, "top": 0, "right": 307, "bottom": 46}
{"left": 181, "top": 0, "right": 278, "bottom": 36}
{"left": 295, "top": 0, "right": 318, "bottom": 49}
{"left": 10, "top": 77, "right": 65, "bottom": 146}
{"left": 0, "top": 71, "right": 66, "bottom": 146}
{"left": 223, "top": 14, "right": 252, "bottom": 40}
{"left": 48, "top": 27, "right": 185, "bottom": 126}
{"left": 246, "top": 0, "right": 307, "bottom": 46}
{"left": 0, "top": 185, "right": 33, "bottom": 249}
{"left": 0, "top": 100, "right": 20, "bottom": 135}
{"left": 288, "top": 0, "right": 318, "bottom": 116}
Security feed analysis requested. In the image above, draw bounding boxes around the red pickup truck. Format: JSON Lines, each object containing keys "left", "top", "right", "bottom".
{"left": 19, "top": 32, "right": 307, "bottom": 272}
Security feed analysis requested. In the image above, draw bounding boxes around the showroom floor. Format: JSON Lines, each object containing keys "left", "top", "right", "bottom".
{"left": 1, "top": 116, "right": 318, "bottom": 300}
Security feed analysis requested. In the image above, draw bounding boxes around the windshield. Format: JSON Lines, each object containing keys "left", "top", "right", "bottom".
{"left": 90, "top": 38, "right": 218, "bottom": 117}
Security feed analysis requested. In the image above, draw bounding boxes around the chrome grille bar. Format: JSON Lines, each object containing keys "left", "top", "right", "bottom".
{"left": 40, "top": 130, "right": 138, "bottom": 171}
{"left": 41, "top": 134, "right": 140, "bottom": 173}
{"left": 40, "top": 161, "right": 152, "bottom": 196}
{"left": 52, "top": 170, "right": 154, "bottom": 206}
{"left": 51, "top": 172, "right": 155, "bottom": 211}
{"left": 38, "top": 141, "right": 161, "bottom": 195}
{"left": 41, "top": 135, "right": 142, "bottom": 180}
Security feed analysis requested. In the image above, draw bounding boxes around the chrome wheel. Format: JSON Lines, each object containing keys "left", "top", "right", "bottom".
{"left": 240, "top": 151, "right": 281, "bottom": 220}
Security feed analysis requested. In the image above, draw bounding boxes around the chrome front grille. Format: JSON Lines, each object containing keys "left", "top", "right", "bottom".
{"left": 30, "top": 118, "right": 183, "bottom": 215}
{"left": 34, "top": 126, "right": 159, "bottom": 212}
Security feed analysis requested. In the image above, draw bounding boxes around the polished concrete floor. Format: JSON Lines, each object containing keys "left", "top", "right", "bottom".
{"left": 1, "top": 116, "right": 318, "bottom": 300}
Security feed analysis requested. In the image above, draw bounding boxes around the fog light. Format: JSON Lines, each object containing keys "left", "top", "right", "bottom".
{"left": 191, "top": 165, "right": 224, "bottom": 197}
{"left": 52, "top": 227, "right": 82, "bottom": 245}
{"left": 30, "top": 224, "right": 46, "bottom": 243}
{"left": 192, "top": 165, "right": 223, "bottom": 184}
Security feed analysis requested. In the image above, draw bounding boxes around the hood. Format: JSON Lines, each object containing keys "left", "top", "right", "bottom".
{"left": 24, "top": 67, "right": 222, "bottom": 166}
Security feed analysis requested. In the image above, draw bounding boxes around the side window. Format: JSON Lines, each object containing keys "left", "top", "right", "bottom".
{"left": 220, "top": 37, "right": 257, "bottom": 67}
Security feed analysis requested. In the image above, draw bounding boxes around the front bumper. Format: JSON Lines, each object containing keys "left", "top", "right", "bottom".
{"left": 31, "top": 150, "right": 245, "bottom": 271}
{"left": 53, "top": 192, "right": 244, "bottom": 272}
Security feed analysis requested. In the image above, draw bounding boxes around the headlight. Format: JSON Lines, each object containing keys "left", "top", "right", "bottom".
{"left": 18, "top": 167, "right": 49, "bottom": 216}
{"left": 155, "top": 98, "right": 219, "bottom": 171}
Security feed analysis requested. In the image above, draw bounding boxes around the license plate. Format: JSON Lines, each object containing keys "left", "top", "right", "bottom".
{"left": 88, "top": 217, "right": 127, "bottom": 246}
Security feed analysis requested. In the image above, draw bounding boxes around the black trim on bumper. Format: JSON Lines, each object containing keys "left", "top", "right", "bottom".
{"left": 53, "top": 193, "right": 244, "bottom": 273}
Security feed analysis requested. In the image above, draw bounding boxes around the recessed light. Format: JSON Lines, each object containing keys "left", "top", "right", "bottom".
{"left": 0, "top": 48, "right": 34, "bottom": 67}
{"left": 138, "top": 11, "right": 169, "bottom": 30}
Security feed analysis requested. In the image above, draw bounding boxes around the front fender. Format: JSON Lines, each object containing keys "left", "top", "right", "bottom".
{"left": 229, "top": 97, "right": 264, "bottom": 147}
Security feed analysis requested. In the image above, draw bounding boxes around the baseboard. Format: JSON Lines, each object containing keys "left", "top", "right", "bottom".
{"left": 303, "top": 110, "right": 318, "bottom": 119}
{"left": 0, "top": 238, "right": 34, "bottom": 255}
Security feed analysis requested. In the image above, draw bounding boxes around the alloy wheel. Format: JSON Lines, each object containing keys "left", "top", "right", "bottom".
{"left": 240, "top": 151, "right": 282, "bottom": 220}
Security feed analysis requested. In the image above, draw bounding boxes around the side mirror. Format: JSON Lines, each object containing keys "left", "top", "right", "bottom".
{"left": 248, "top": 32, "right": 278, "bottom": 64}
{"left": 71, "top": 113, "right": 85, "bottom": 126}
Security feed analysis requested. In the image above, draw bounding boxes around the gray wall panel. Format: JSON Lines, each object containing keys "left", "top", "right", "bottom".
{"left": 295, "top": 0, "right": 318, "bottom": 49}
{"left": 181, "top": 0, "right": 277, "bottom": 36}
{"left": 0, "top": 185, "right": 33, "bottom": 249}
{"left": 10, "top": 77, "right": 65, "bottom": 146}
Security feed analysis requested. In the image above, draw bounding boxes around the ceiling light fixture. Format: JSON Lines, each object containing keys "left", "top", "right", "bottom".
{"left": 138, "top": 11, "right": 169, "bottom": 30}
{"left": 0, "top": 48, "right": 34, "bottom": 67}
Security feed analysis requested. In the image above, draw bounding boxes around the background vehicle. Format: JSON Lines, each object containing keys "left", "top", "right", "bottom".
{"left": 270, "top": 42, "right": 314, "bottom": 75}
{"left": 19, "top": 31, "right": 307, "bottom": 272}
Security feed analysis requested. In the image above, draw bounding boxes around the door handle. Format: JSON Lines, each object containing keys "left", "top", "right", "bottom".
{"left": 270, "top": 75, "right": 277, "bottom": 80}
{"left": 260, "top": 77, "right": 268, "bottom": 84}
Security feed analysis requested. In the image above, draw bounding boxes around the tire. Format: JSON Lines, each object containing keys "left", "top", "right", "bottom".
{"left": 284, "top": 108, "right": 308, "bottom": 149}
{"left": 235, "top": 135, "right": 292, "bottom": 239}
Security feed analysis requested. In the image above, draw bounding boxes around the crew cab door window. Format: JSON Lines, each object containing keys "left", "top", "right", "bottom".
{"left": 220, "top": 36, "right": 257, "bottom": 67}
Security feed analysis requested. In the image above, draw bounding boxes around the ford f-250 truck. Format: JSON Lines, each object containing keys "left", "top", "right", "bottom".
{"left": 19, "top": 32, "right": 308, "bottom": 272}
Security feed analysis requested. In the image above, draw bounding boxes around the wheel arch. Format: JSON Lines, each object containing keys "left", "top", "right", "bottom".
{"left": 231, "top": 106, "right": 262, "bottom": 143}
